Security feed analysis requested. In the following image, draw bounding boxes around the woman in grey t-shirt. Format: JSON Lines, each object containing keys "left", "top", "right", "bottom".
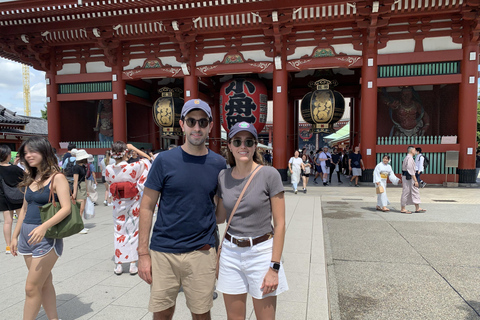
{"left": 216, "top": 122, "right": 288, "bottom": 319}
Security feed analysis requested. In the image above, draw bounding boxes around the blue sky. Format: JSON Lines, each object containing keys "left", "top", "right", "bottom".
{"left": 0, "top": 57, "right": 46, "bottom": 117}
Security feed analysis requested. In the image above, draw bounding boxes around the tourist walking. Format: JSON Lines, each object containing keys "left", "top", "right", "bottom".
{"left": 301, "top": 154, "right": 312, "bottom": 193}
{"left": 400, "top": 146, "right": 426, "bottom": 214}
{"left": 100, "top": 150, "right": 115, "bottom": 206}
{"left": 216, "top": 121, "right": 288, "bottom": 320}
{"left": 330, "top": 147, "right": 343, "bottom": 184}
{"left": 288, "top": 150, "right": 303, "bottom": 193}
{"left": 342, "top": 149, "right": 350, "bottom": 176}
{"left": 10, "top": 137, "right": 71, "bottom": 320}
{"left": 349, "top": 146, "right": 365, "bottom": 187}
{"left": 138, "top": 99, "right": 226, "bottom": 320}
{"left": 318, "top": 146, "right": 333, "bottom": 186}
{"left": 71, "top": 149, "right": 90, "bottom": 234}
{"left": 313, "top": 149, "right": 322, "bottom": 184}
{"left": 86, "top": 155, "right": 98, "bottom": 204}
{"left": 373, "top": 155, "right": 401, "bottom": 212}
{"left": 415, "top": 147, "right": 427, "bottom": 188}
{"left": 106, "top": 141, "right": 151, "bottom": 275}
{"left": 0, "top": 145, "right": 24, "bottom": 254}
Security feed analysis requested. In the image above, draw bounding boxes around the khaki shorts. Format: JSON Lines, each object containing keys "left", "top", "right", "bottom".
{"left": 149, "top": 247, "right": 216, "bottom": 314}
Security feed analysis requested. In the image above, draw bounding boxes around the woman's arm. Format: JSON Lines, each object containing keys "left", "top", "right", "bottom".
{"left": 72, "top": 173, "right": 79, "bottom": 199}
{"left": 27, "top": 174, "right": 72, "bottom": 245}
{"left": 10, "top": 198, "right": 27, "bottom": 256}
{"left": 215, "top": 198, "right": 227, "bottom": 224}
{"left": 261, "top": 191, "right": 286, "bottom": 295}
{"left": 127, "top": 144, "right": 151, "bottom": 161}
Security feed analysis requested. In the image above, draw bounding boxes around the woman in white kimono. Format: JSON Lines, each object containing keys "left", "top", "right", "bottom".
{"left": 106, "top": 141, "right": 151, "bottom": 275}
{"left": 288, "top": 150, "right": 303, "bottom": 194}
{"left": 373, "top": 155, "right": 401, "bottom": 212}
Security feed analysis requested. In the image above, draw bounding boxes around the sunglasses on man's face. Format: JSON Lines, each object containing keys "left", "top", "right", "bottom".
{"left": 184, "top": 118, "right": 210, "bottom": 128}
{"left": 231, "top": 139, "right": 255, "bottom": 148}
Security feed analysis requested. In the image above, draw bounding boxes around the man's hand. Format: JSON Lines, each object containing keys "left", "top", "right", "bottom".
{"left": 138, "top": 254, "right": 153, "bottom": 284}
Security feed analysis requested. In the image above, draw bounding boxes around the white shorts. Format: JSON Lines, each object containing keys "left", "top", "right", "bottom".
{"left": 216, "top": 237, "right": 288, "bottom": 299}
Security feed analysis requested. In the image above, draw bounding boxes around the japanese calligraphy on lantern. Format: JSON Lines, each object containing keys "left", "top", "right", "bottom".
{"left": 220, "top": 78, "right": 268, "bottom": 134}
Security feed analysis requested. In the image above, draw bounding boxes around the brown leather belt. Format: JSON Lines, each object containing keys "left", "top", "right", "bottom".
{"left": 225, "top": 232, "right": 273, "bottom": 247}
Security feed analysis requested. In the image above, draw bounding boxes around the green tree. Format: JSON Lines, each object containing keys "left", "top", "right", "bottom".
{"left": 41, "top": 104, "right": 47, "bottom": 120}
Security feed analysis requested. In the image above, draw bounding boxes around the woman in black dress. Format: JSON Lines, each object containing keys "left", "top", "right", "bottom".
{"left": 0, "top": 145, "right": 25, "bottom": 254}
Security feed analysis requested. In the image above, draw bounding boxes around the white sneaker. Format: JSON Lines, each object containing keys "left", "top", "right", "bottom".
{"left": 129, "top": 263, "right": 138, "bottom": 275}
{"left": 103, "top": 200, "right": 108, "bottom": 206}
{"left": 108, "top": 203, "right": 113, "bottom": 206}
{"left": 114, "top": 264, "right": 123, "bottom": 275}
{"left": 79, "top": 228, "right": 88, "bottom": 234}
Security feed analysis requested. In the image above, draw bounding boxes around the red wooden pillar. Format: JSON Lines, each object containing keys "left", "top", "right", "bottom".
{"left": 46, "top": 54, "right": 61, "bottom": 149}
{"left": 183, "top": 46, "right": 198, "bottom": 102}
{"left": 286, "top": 98, "right": 295, "bottom": 159}
{"left": 112, "top": 50, "right": 127, "bottom": 142}
{"left": 273, "top": 56, "right": 288, "bottom": 179}
{"left": 359, "top": 40, "right": 378, "bottom": 182}
{"left": 457, "top": 24, "right": 479, "bottom": 183}
{"left": 209, "top": 91, "right": 222, "bottom": 154}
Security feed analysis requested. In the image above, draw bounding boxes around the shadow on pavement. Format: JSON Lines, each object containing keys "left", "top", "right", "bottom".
{"left": 459, "top": 300, "right": 480, "bottom": 320}
{"left": 55, "top": 293, "right": 93, "bottom": 320}
{"left": 338, "top": 293, "right": 378, "bottom": 319}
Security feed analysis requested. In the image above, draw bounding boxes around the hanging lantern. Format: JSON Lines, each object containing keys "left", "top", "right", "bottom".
{"left": 220, "top": 78, "right": 268, "bottom": 134}
{"left": 301, "top": 79, "right": 345, "bottom": 133}
{"left": 153, "top": 87, "right": 184, "bottom": 135}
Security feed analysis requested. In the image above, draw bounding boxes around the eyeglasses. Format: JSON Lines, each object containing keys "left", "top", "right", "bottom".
{"left": 231, "top": 139, "right": 255, "bottom": 148}
{"left": 184, "top": 118, "right": 210, "bottom": 128}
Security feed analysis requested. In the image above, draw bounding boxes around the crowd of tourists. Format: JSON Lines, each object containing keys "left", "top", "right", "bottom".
{"left": 0, "top": 99, "right": 288, "bottom": 320}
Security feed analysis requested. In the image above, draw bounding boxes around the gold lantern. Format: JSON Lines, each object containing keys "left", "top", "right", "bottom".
{"left": 301, "top": 79, "right": 345, "bottom": 133}
{"left": 153, "top": 87, "right": 184, "bottom": 135}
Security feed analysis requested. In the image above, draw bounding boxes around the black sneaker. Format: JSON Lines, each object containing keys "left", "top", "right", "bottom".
{"left": 421, "top": 182, "right": 427, "bottom": 188}
{"left": 304, "top": 189, "right": 307, "bottom": 194}
{"left": 314, "top": 180, "right": 318, "bottom": 185}
{"left": 323, "top": 182, "right": 328, "bottom": 186}
{"left": 339, "top": 181, "right": 343, "bottom": 184}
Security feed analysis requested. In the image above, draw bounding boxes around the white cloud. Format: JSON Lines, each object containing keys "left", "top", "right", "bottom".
{"left": 0, "top": 58, "right": 46, "bottom": 117}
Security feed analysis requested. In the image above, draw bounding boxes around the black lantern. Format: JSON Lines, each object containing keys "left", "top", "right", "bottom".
{"left": 153, "top": 87, "right": 184, "bottom": 135}
{"left": 301, "top": 79, "right": 345, "bottom": 133}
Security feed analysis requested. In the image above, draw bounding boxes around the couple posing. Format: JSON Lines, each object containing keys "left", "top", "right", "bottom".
{"left": 138, "top": 99, "right": 288, "bottom": 320}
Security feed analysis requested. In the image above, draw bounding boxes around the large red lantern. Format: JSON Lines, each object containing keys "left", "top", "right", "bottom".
{"left": 220, "top": 78, "right": 268, "bottom": 133}
{"left": 301, "top": 79, "right": 345, "bottom": 133}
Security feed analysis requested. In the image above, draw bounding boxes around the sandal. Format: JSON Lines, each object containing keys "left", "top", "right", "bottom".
{"left": 382, "top": 208, "right": 390, "bottom": 212}
{"left": 401, "top": 210, "right": 412, "bottom": 214}
{"left": 376, "top": 206, "right": 382, "bottom": 211}
{"left": 415, "top": 209, "right": 427, "bottom": 213}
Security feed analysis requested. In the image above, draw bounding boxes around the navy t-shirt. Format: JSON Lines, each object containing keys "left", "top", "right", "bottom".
{"left": 349, "top": 153, "right": 362, "bottom": 168}
{"left": 145, "top": 147, "right": 226, "bottom": 253}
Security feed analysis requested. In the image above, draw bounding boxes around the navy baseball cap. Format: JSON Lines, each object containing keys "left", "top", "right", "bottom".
{"left": 228, "top": 122, "right": 258, "bottom": 140}
{"left": 181, "top": 99, "right": 212, "bottom": 120}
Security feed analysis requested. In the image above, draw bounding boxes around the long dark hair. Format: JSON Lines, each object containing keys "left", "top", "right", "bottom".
{"left": 18, "top": 137, "right": 60, "bottom": 188}
{"left": 0, "top": 144, "right": 11, "bottom": 163}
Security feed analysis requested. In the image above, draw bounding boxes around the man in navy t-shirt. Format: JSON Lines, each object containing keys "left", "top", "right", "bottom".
{"left": 138, "top": 99, "right": 226, "bottom": 320}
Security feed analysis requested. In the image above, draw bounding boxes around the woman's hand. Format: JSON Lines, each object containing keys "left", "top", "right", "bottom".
{"left": 28, "top": 224, "right": 47, "bottom": 245}
{"left": 261, "top": 268, "right": 279, "bottom": 295}
{"left": 10, "top": 238, "right": 18, "bottom": 256}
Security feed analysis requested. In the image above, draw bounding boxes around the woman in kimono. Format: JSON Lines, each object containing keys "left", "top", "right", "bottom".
{"left": 106, "top": 141, "right": 151, "bottom": 275}
{"left": 373, "top": 155, "right": 401, "bottom": 212}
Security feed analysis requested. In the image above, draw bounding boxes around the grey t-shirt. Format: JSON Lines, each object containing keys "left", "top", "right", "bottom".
{"left": 217, "top": 166, "right": 284, "bottom": 237}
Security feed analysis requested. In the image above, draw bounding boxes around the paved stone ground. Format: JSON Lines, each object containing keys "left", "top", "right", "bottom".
{"left": 0, "top": 182, "right": 328, "bottom": 320}
{"left": 321, "top": 178, "right": 480, "bottom": 320}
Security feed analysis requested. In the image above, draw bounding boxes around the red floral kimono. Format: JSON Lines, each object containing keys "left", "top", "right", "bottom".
{"left": 106, "top": 159, "right": 149, "bottom": 264}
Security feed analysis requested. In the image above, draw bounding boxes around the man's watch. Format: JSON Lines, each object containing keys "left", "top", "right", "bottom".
{"left": 270, "top": 262, "right": 280, "bottom": 272}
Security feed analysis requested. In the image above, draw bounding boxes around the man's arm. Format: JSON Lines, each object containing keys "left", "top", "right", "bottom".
{"left": 138, "top": 187, "right": 160, "bottom": 285}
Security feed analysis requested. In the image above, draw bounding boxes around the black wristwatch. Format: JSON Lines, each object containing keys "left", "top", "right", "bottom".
{"left": 270, "top": 261, "right": 280, "bottom": 272}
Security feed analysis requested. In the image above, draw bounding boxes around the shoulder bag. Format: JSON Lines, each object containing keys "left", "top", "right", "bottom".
{"left": 40, "top": 173, "right": 84, "bottom": 239}
{"left": 216, "top": 165, "right": 263, "bottom": 279}
{"left": 1, "top": 179, "right": 24, "bottom": 205}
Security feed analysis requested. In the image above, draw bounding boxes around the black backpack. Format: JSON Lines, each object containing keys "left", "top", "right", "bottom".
{"left": 422, "top": 155, "right": 430, "bottom": 169}
{"left": 64, "top": 157, "right": 76, "bottom": 177}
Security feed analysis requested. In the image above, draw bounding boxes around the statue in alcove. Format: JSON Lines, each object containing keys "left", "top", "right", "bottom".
{"left": 94, "top": 100, "right": 114, "bottom": 142}
{"left": 382, "top": 87, "right": 430, "bottom": 137}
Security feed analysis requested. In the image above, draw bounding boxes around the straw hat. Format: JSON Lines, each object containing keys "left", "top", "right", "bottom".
{"left": 75, "top": 149, "right": 90, "bottom": 161}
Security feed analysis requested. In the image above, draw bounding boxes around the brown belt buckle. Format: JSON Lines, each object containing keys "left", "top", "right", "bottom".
{"left": 236, "top": 239, "right": 250, "bottom": 247}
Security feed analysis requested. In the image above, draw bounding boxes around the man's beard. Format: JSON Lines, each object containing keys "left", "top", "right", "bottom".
{"left": 186, "top": 132, "right": 207, "bottom": 146}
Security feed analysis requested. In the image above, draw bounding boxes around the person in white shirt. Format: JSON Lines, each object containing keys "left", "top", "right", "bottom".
{"left": 318, "top": 146, "right": 333, "bottom": 186}
{"left": 414, "top": 147, "right": 426, "bottom": 188}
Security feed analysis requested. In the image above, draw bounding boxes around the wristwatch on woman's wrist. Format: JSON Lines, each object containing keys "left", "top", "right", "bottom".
{"left": 270, "top": 261, "right": 280, "bottom": 272}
